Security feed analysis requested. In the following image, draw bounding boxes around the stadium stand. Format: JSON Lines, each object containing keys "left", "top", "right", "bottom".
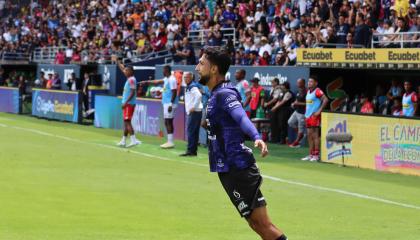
{"left": 1, "top": 0, "right": 419, "bottom": 66}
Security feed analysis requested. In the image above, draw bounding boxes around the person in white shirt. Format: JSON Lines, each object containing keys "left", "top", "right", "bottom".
{"left": 180, "top": 72, "right": 203, "bottom": 156}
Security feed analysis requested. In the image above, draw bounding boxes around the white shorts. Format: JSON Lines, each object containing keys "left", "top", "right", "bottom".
{"left": 163, "top": 104, "right": 178, "bottom": 119}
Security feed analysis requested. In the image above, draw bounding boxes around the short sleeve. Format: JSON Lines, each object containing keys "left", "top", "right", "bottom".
{"left": 410, "top": 93, "right": 418, "bottom": 102}
{"left": 243, "top": 81, "right": 250, "bottom": 92}
{"left": 128, "top": 78, "right": 136, "bottom": 89}
{"left": 219, "top": 90, "right": 242, "bottom": 114}
{"left": 169, "top": 76, "right": 177, "bottom": 90}
{"left": 315, "top": 88, "right": 324, "bottom": 98}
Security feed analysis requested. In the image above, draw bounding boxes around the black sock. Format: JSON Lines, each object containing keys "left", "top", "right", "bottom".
{"left": 277, "top": 234, "right": 288, "bottom": 240}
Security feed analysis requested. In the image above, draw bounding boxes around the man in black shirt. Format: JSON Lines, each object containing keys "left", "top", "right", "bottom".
{"left": 271, "top": 82, "right": 294, "bottom": 144}
{"left": 288, "top": 78, "right": 306, "bottom": 148}
{"left": 353, "top": 13, "right": 371, "bottom": 47}
{"left": 335, "top": 14, "right": 350, "bottom": 45}
{"left": 175, "top": 37, "right": 196, "bottom": 65}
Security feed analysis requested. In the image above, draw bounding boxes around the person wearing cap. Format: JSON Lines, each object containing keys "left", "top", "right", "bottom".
{"left": 249, "top": 77, "right": 265, "bottom": 119}
{"left": 255, "top": 3, "right": 265, "bottom": 22}
{"left": 222, "top": 3, "right": 236, "bottom": 27}
{"left": 258, "top": 36, "right": 272, "bottom": 57}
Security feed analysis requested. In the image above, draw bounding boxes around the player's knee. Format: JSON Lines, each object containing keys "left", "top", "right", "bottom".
{"left": 248, "top": 217, "right": 273, "bottom": 233}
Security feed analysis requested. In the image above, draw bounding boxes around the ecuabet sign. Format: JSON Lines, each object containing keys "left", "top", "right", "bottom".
{"left": 298, "top": 49, "right": 420, "bottom": 64}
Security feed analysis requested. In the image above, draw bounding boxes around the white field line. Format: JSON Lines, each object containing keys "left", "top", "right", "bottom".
{"left": 1, "top": 122, "right": 419, "bottom": 211}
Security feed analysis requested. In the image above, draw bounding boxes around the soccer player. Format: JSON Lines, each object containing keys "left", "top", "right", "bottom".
{"left": 195, "top": 46, "right": 287, "bottom": 240}
{"left": 114, "top": 57, "right": 141, "bottom": 148}
{"left": 302, "top": 77, "right": 328, "bottom": 162}
{"left": 402, "top": 81, "right": 418, "bottom": 117}
{"left": 141, "top": 65, "right": 179, "bottom": 148}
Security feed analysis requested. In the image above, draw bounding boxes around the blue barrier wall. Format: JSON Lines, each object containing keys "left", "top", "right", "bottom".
{"left": 32, "top": 89, "right": 82, "bottom": 123}
{"left": 94, "top": 95, "right": 124, "bottom": 130}
{"left": 94, "top": 95, "right": 187, "bottom": 140}
{"left": 0, "top": 87, "right": 21, "bottom": 114}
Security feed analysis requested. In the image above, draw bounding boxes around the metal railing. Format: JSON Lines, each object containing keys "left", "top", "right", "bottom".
{"left": 313, "top": 43, "right": 365, "bottom": 48}
{"left": 0, "top": 51, "right": 32, "bottom": 63}
{"left": 187, "top": 28, "right": 236, "bottom": 46}
{"left": 122, "top": 49, "right": 172, "bottom": 64}
{"left": 32, "top": 47, "right": 125, "bottom": 64}
{"left": 371, "top": 31, "right": 420, "bottom": 48}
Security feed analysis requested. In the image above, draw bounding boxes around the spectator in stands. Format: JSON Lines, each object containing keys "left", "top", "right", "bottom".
{"left": 288, "top": 78, "right": 306, "bottom": 148}
{"left": 387, "top": 79, "right": 403, "bottom": 101}
{"left": 302, "top": 77, "right": 328, "bottom": 162}
{"left": 51, "top": 72, "right": 61, "bottom": 90}
{"left": 353, "top": 13, "right": 371, "bottom": 47}
{"left": 379, "top": 20, "right": 395, "bottom": 47}
{"left": 234, "top": 69, "right": 251, "bottom": 116}
{"left": 180, "top": 72, "right": 202, "bottom": 157}
{"left": 54, "top": 49, "right": 65, "bottom": 64}
{"left": 264, "top": 78, "right": 282, "bottom": 143}
{"left": 271, "top": 82, "right": 294, "bottom": 145}
{"left": 175, "top": 37, "right": 196, "bottom": 65}
{"left": 207, "top": 24, "right": 223, "bottom": 46}
{"left": 258, "top": 36, "right": 272, "bottom": 58}
{"left": 408, "top": 15, "right": 420, "bottom": 48}
{"left": 335, "top": 14, "right": 351, "bottom": 46}
{"left": 402, "top": 81, "right": 418, "bottom": 117}
{"left": 360, "top": 94, "right": 374, "bottom": 114}
{"left": 249, "top": 77, "right": 265, "bottom": 119}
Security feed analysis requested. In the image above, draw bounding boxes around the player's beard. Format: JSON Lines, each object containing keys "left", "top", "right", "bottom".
{"left": 199, "top": 74, "right": 210, "bottom": 86}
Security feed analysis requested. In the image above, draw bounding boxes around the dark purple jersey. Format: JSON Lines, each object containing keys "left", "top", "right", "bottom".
{"left": 206, "top": 82, "right": 261, "bottom": 172}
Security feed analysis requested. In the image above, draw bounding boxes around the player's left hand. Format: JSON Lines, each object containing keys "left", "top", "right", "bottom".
{"left": 254, "top": 139, "right": 268, "bottom": 158}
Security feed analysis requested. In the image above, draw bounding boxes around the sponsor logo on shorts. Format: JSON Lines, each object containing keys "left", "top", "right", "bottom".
{"left": 233, "top": 190, "right": 241, "bottom": 199}
{"left": 258, "top": 197, "right": 265, "bottom": 202}
{"left": 237, "top": 201, "right": 248, "bottom": 212}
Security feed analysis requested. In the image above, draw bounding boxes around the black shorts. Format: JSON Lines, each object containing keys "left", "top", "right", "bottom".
{"left": 218, "top": 164, "right": 267, "bottom": 218}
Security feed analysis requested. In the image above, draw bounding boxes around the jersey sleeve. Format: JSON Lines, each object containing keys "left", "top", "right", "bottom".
{"left": 243, "top": 81, "right": 250, "bottom": 92}
{"left": 220, "top": 90, "right": 242, "bottom": 114}
{"left": 412, "top": 93, "right": 418, "bottom": 103}
{"left": 219, "top": 90, "right": 260, "bottom": 141}
{"left": 315, "top": 88, "right": 324, "bottom": 98}
{"left": 128, "top": 78, "right": 136, "bottom": 89}
{"left": 169, "top": 76, "right": 177, "bottom": 90}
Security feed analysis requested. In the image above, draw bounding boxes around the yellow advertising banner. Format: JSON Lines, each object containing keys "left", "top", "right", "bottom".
{"left": 321, "top": 112, "right": 420, "bottom": 176}
{"left": 297, "top": 48, "right": 420, "bottom": 64}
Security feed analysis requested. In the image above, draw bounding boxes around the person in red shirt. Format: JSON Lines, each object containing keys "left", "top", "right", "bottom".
{"left": 249, "top": 77, "right": 265, "bottom": 119}
{"left": 360, "top": 94, "right": 374, "bottom": 114}
{"left": 54, "top": 49, "right": 65, "bottom": 64}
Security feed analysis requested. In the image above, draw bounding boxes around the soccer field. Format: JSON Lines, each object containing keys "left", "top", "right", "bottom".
{"left": 0, "top": 113, "right": 419, "bottom": 240}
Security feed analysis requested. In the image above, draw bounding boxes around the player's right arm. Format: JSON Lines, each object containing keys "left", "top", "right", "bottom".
{"left": 220, "top": 91, "right": 268, "bottom": 157}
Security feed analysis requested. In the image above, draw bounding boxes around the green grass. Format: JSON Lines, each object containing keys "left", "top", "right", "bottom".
{"left": 0, "top": 112, "right": 419, "bottom": 240}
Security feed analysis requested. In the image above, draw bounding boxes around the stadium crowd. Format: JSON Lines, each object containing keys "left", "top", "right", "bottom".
{"left": 1, "top": 0, "right": 420, "bottom": 66}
